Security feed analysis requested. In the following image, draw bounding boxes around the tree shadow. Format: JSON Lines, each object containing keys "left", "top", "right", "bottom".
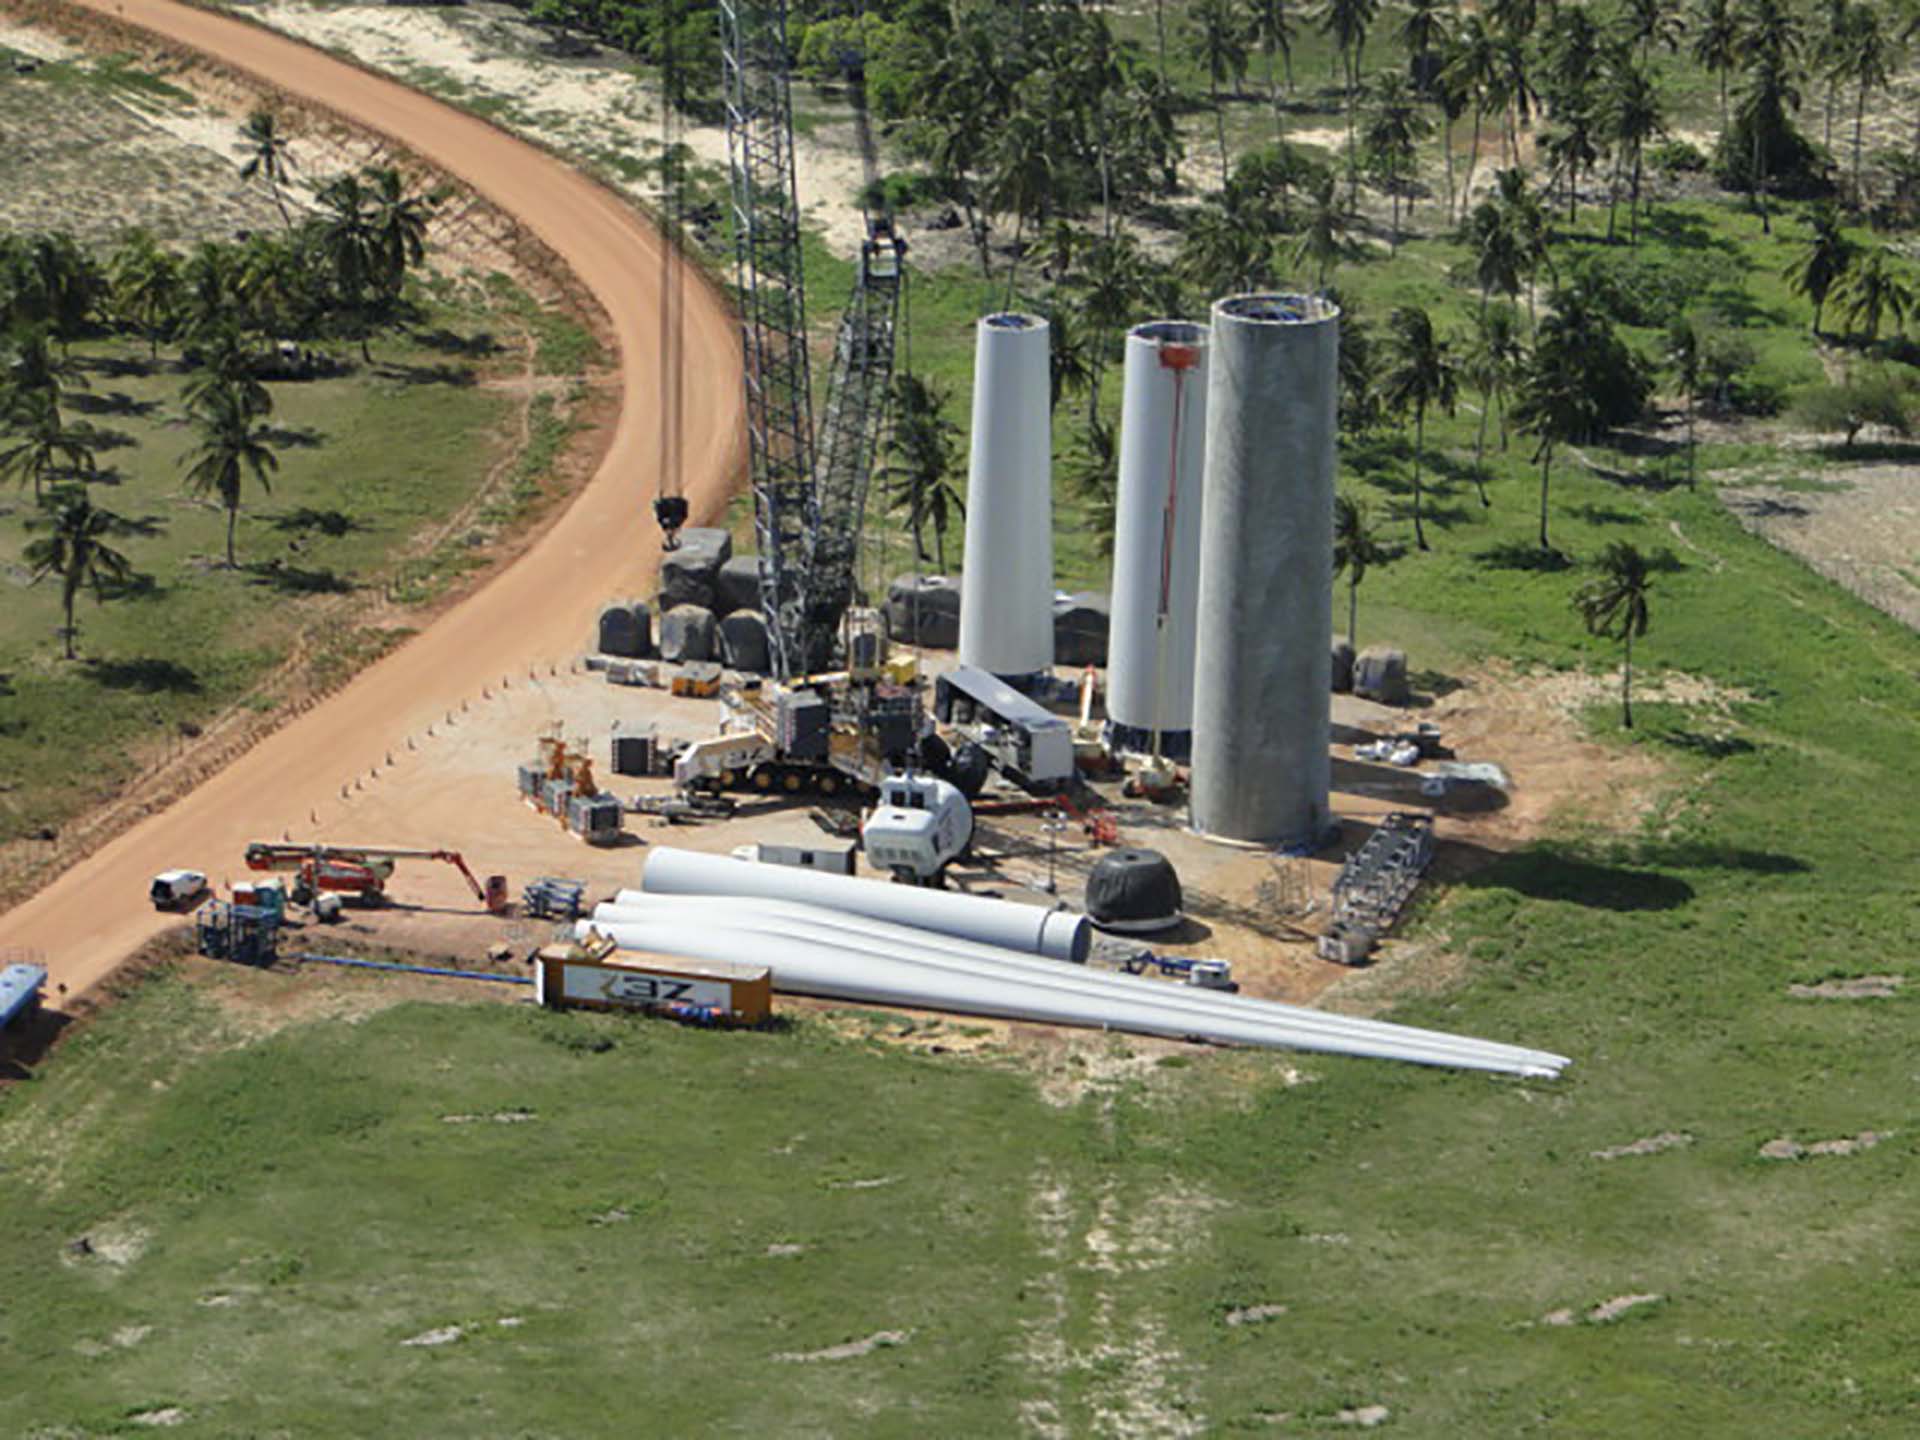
{"left": 1656, "top": 729, "right": 1759, "bottom": 759}
{"left": 248, "top": 561, "right": 356, "bottom": 595}
{"left": 258, "top": 425, "right": 328, "bottom": 449}
{"left": 1476, "top": 540, "right": 1573, "bottom": 572}
{"left": 269, "top": 506, "right": 366, "bottom": 537}
{"left": 411, "top": 327, "right": 501, "bottom": 357}
{"left": 95, "top": 570, "right": 162, "bottom": 601}
{"left": 0, "top": 1005, "right": 75, "bottom": 1080}
{"left": 1638, "top": 207, "right": 1739, "bottom": 254}
{"left": 66, "top": 390, "right": 160, "bottom": 419}
{"left": 1723, "top": 493, "right": 1810, "bottom": 520}
{"left": 1814, "top": 440, "right": 1920, "bottom": 463}
{"left": 1457, "top": 846, "right": 1695, "bottom": 910}
{"left": 70, "top": 423, "right": 137, "bottom": 453}
{"left": 374, "top": 360, "right": 477, "bottom": 387}
{"left": 76, "top": 354, "right": 162, "bottom": 380}
{"left": 82, "top": 657, "right": 201, "bottom": 694}
{"left": 1567, "top": 502, "right": 1641, "bottom": 526}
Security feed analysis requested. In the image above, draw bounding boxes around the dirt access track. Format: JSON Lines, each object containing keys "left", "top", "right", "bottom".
{"left": 0, "top": 0, "right": 743, "bottom": 996}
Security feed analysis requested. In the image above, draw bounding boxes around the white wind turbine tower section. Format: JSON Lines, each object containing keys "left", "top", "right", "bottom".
{"left": 1190, "top": 293, "right": 1341, "bottom": 848}
{"left": 1106, "top": 320, "right": 1209, "bottom": 760}
{"left": 958, "top": 313, "right": 1055, "bottom": 682}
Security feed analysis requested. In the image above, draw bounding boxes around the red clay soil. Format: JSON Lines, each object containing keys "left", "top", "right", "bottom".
{"left": 0, "top": 0, "right": 744, "bottom": 996}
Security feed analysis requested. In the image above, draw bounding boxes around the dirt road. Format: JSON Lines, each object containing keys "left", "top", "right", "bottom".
{"left": 0, "top": 0, "right": 742, "bottom": 995}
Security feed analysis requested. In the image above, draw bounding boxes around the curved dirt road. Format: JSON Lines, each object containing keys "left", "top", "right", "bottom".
{"left": 0, "top": 0, "right": 742, "bottom": 994}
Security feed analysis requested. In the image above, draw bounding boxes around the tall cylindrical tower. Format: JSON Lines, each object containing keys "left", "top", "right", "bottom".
{"left": 1190, "top": 293, "right": 1340, "bottom": 847}
{"left": 1107, "top": 321, "right": 1209, "bottom": 759}
{"left": 959, "top": 313, "right": 1054, "bottom": 681}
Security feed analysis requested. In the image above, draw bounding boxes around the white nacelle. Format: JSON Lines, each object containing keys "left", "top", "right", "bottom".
{"left": 862, "top": 774, "right": 974, "bottom": 882}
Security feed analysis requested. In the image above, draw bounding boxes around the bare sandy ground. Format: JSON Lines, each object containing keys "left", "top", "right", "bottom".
{"left": 0, "top": 0, "right": 743, "bottom": 996}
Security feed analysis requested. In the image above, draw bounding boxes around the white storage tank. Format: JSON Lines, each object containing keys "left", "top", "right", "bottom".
{"left": 958, "top": 313, "right": 1055, "bottom": 682}
{"left": 1106, "top": 320, "right": 1208, "bottom": 760}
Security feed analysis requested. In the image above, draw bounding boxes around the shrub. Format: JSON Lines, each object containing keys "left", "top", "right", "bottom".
{"left": 1648, "top": 139, "right": 1709, "bottom": 178}
{"left": 1789, "top": 369, "right": 1917, "bottom": 447}
{"left": 1568, "top": 248, "right": 1719, "bottom": 329}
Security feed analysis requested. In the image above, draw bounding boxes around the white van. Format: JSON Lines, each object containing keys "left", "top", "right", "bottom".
{"left": 150, "top": 869, "right": 210, "bottom": 911}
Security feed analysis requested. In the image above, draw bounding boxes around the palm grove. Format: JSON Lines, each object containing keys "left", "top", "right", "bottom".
{"left": 531, "top": 0, "right": 1920, "bottom": 723}
{"left": 1, "top": 110, "right": 440, "bottom": 659}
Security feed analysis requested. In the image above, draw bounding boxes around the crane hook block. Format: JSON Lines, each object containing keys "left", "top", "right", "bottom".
{"left": 654, "top": 495, "right": 690, "bottom": 549}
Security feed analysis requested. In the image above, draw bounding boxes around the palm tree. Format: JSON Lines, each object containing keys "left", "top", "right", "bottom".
{"left": 365, "top": 166, "right": 435, "bottom": 300}
{"left": 1379, "top": 305, "right": 1458, "bottom": 551}
{"left": 1188, "top": 0, "right": 1251, "bottom": 187}
{"left": 1511, "top": 352, "right": 1594, "bottom": 552}
{"left": 882, "top": 373, "right": 964, "bottom": 571}
{"left": 1245, "top": 0, "right": 1299, "bottom": 139}
{"left": 1832, "top": 2, "right": 1893, "bottom": 205}
{"left": 1691, "top": 0, "right": 1742, "bottom": 134}
{"left": 1783, "top": 202, "right": 1858, "bottom": 334}
{"left": 1492, "top": 30, "right": 1539, "bottom": 168}
{"left": 1599, "top": 50, "right": 1664, "bottom": 243}
{"left": 1063, "top": 413, "right": 1120, "bottom": 559}
{"left": 0, "top": 389, "right": 98, "bottom": 497}
{"left": 180, "top": 385, "right": 281, "bottom": 566}
{"left": 109, "top": 232, "right": 183, "bottom": 360}
{"left": 1293, "top": 173, "right": 1349, "bottom": 288}
{"left": 313, "top": 172, "right": 380, "bottom": 354}
{"left": 1, "top": 325, "right": 87, "bottom": 416}
{"left": 1574, "top": 541, "right": 1654, "bottom": 728}
{"left": 1463, "top": 302, "right": 1524, "bottom": 503}
{"left": 1461, "top": 190, "right": 1524, "bottom": 316}
{"left": 1180, "top": 200, "right": 1272, "bottom": 297}
{"left": 1397, "top": 0, "right": 1453, "bottom": 95}
{"left": 1494, "top": 167, "right": 1553, "bottom": 325}
{"left": 985, "top": 108, "right": 1055, "bottom": 308}
{"left": 238, "top": 108, "right": 297, "bottom": 230}
{"left": 1332, "top": 491, "right": 1386, "bottom": 648}
{"left": 185, "top": 339, "right": 273, "bottom": 425}
{"left": 1833, "top": 247, "right": 1917, "bottom": 342}
{"left": 1663, "top": 316, "right": 1703, "bottom": 489}
{"left": 24, "top": 487, "right": 135, "bottom": 660}
{"left": 1542, "top": 100, "right": 1601, "bottom": 224}
{"left": 1363, "top": 73, "right": 1431, "bottom": 248}
{"left": 1318, "top": 0, "right": 1382, "bottom": 205}
{"left": 1048, "top": 300, "right": 1097, "bottom": 417}
{"left": 1618, "top": 0, "right": 1685, "bottom": 63}
{"left": 1443, "top": 15, "right": 1501, "bottom": 220}
{"left": 1541, "top": 5, "right": 1604, "bottom": 105}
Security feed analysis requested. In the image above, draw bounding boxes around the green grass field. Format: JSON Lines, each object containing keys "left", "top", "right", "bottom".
{"left": 0, "top": 275, "right": 594, "bottom": 854}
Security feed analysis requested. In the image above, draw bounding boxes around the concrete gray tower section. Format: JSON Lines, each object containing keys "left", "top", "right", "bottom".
{"left": 1189, "top": 293, "right": 1340, "bottom": 847}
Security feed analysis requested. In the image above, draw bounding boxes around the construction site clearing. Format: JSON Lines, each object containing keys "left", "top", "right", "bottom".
{"left": 79, "top": 644, "right": 1651, "bottom": 1056}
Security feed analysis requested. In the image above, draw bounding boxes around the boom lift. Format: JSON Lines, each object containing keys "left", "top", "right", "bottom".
{"left": 243, "top": 842, "right": 510, "bottom": 913}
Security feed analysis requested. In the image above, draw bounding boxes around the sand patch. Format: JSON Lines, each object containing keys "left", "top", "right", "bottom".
{"left": 1788, "top": 976, "right": 1902, "bottom": 999}
{"left": 62, "top": 1219, "right": 150, "bottom": 1269}
{"left": 1335, "top": 1405, "right": 1392, "bottom": 1427}
{"left": 1224, "top": 1303, "right": 1289, "bottom": 1327}
{"left": 1590, "top": 1131, "right": 1693, "bottom": 1161}
{"left": 774, "top": 1330, "right": 909, "bottom": 1363}
{"left": 1760, "top": 1131, "right": 1890, "bottom": 1160}
{"left": 825, "top": 1174, "right": 900, "bottom": 1190}
{"left": 1587, "top": 1293, "right": 1663, "bottom": 1323}
{"left": 400, "top": 1324, "right": 464, "bottom": 1347}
